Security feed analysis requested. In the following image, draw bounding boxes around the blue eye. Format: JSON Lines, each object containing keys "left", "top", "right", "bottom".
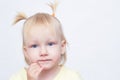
{"left": 48, "top": 42, "right": 55, "bottom": 46}
{"left": 31, "top": 44, "right": 38, "bottom": 48}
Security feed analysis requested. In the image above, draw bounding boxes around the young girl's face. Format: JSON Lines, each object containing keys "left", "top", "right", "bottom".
{"left": 23, "top": 25, "right": 65, "bottom": 70}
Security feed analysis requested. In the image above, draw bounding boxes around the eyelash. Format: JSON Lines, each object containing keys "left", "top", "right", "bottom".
{"left": 31, "top": 44, "right": 38, "bottom": 48}
{"left": 48, "top": 42, "right": 56, "bottom": 46}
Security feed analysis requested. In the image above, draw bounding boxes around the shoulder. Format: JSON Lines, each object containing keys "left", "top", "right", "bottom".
{"left": 55, "top": 66, "right": 83, "bottom": 80}
{"left": 9, "top": 68, "right": 27, "bottom": 80}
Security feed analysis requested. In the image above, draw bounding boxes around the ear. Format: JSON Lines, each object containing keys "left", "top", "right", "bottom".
{"left": 61, "top": 40, "right": 66, "bottom": 55}
{"left": 23, "top": 46, "right": 28, "bottom": 58}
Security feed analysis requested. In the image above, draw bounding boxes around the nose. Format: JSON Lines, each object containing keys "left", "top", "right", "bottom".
{"left": 40, "top": 46, "right": 48, "bottom": 56}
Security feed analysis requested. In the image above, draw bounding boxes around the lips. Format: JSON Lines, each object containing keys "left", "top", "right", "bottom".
{"left": 39, "top": 59, "right": 52, "bottom": 61}
{"left": 38, "top": 59, "right": 52, "bottom": 63}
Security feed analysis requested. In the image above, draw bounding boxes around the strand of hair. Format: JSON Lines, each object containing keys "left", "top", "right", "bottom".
{"left": 13, "top": 12, "right": 27, "bottom": 25}
{"left": 47, "top": 0, "right": 59, "bottom": 16}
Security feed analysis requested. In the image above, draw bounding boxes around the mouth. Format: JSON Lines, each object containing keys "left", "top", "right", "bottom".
{"left": 38, "top": 59, "right": 52, "bottom": 63}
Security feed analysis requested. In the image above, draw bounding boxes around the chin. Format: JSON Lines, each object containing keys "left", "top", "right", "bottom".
{"left": 42, "top": 64, "right": 58, "bottom": 71}
{"left": 38, "top": 62, "right": 58, "bottom": 71}
{"left": 38, "top": 63, "right": 52, "bottom": 69}
{"left": 42, "top": 65, "right": 53, "bottom": 70}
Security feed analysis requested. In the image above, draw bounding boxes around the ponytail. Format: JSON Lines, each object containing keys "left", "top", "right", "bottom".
{"left": 48, "top": 0, "right": 59, "bottom": 16}
{"left": 13, "top": 0, "right": 59, "bottom": 25}
{"left": 13, "top": 12, "right": 27, "bottom": 25}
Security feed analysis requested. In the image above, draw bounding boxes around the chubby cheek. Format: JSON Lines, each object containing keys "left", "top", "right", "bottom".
{"left": 48, "top": 46, "right": 62, "bottom": 60}
{"left": 49, "top": 45, "right": 61, "bottom": 53}
{"left": 27, "top": 49, "right": 39, "bottom": 63}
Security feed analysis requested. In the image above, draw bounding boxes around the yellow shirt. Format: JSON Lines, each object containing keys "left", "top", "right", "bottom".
{"left": 10, "top": 66, "right": 82, "bottom": 80}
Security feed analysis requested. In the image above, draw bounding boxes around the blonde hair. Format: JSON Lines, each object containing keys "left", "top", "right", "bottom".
{"left": 13, "top": 2, "right": 67, "bottom": 66}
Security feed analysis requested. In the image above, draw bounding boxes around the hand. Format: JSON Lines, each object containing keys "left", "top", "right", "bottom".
{"left": 26, "top": 62, "right": 43, "bottom": 80}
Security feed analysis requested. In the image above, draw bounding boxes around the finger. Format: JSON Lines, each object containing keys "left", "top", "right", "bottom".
{"left": 28, "top": 62, "right": 43, "bottom": 74}
{"left": 36, "top": 61, "right": 44, "bottom": 69}
{"left": 28, "top": 66, "right": 39, "bottom": 74}
{"left": 28, "top": 67, "right": 42, "bottom": 78}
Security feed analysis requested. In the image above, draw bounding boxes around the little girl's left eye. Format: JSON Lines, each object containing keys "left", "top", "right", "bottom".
{"left": 48, "top": 42, "right": 55, "bottom": 46}
{"left": 31, "top": 44, "right": 38, "bottom": 48}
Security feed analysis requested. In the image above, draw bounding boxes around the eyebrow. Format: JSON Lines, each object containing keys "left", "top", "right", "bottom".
{"left": 27, "top": 40, "right": 38, "bottom": 44}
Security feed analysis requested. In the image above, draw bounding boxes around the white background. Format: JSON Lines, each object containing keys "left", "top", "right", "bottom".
{"left": 0, "top": 0, "right": 120, "bottom": 80}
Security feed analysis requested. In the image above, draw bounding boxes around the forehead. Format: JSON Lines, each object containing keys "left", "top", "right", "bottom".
{"left": 24, "top": 25, "right": 61, "bottom": 42}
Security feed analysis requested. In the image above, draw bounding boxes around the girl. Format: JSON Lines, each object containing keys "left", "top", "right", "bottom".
{"left": 10, "top": 2, "right": 82, "bottom": 80}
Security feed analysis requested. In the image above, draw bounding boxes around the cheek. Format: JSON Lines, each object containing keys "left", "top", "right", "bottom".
{"left": 49, "top": 47, "right": 61, "bottom": 63}
{"left": 48, "top": 46, "right": 61, "bottom": 53}
{"left": 27, "top": 49, "right": 39, "bottom": 62}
